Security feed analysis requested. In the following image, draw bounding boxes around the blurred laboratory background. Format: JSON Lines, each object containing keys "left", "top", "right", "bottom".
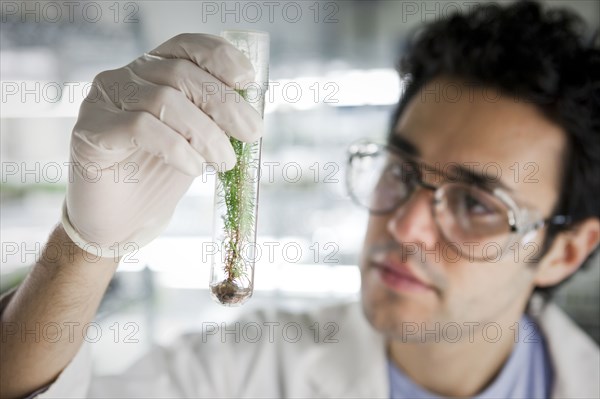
{"left": 1, "top": 0, "right": 599, "bottom": 373}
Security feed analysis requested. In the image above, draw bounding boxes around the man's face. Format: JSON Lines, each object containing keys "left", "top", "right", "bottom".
{"left": 360, "top": 77, "right": 566, "bottom": 338}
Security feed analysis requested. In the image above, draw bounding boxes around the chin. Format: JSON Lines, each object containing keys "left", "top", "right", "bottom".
{"left": 360, "top": 270, "right": 437, "bottom": 339}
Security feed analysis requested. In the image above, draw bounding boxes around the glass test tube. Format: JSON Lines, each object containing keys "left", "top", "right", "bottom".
{"left": 210, "top": 30, "right": 270, "bottom": 306}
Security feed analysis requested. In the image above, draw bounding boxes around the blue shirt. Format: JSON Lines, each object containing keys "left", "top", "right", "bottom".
{"left": 388, "top": 314, "right": 554, "bottom": 399}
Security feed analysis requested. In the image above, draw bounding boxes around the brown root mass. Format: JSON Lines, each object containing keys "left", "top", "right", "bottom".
{"left": 211, "top": 280, "right": 252, "bottom": 306}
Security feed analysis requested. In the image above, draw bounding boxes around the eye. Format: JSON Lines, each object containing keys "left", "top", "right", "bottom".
{"left": 386, "top": 160, "right": 418, "bottom": 182}
{"left": 464, "top": 193, "right": 494, "bottom": 215}
{"left": 388, "top": 163, "right": 404, "bottom": 180}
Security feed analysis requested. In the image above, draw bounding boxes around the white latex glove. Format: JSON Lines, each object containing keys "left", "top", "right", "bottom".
{"left": 62, "top": 33, "right": 263, "bottom": 257}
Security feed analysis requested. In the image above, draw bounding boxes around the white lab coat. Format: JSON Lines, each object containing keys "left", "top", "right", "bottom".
{"left": 17, "top": 294, "right": 600, "bottom": 398}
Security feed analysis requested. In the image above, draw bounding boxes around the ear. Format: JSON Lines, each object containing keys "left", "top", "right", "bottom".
{"left": 533, "top": 217, "right": 600, "bottom": 287}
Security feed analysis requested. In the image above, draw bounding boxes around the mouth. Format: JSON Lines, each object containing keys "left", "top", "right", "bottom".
{"left": 371, "top": 257, "right": 435, "bottom": 293}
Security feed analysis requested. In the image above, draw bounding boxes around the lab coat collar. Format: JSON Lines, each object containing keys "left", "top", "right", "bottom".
{"left": 527, "top": 293, "right": 600, "bottom": 398}
{"left": 304, "top": 293, "right": 599, "bottom": 399}
{"left": 304, "top": 302, "right": 390, "bottom": 398}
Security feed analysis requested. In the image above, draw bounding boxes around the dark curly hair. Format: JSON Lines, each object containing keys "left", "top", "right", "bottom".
{"left": 390, "top": 0, "right": 600, "bottom": 300}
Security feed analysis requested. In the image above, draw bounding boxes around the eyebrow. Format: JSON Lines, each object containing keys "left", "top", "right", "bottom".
{"left": 388, "top": 134, "right": 419, "bottom": 156}
{"left": 450, "top": 164, "right": 512, "bottom": 192}
{"left": 387, "top": 133, "right": 513, "bottom": 192}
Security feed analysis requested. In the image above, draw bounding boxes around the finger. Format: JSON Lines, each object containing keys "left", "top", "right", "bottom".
{"left": 124, "top": 84, "right": 237, "bottom": 170}
{"left": 147, "top": 33, "right": 255, "bottom": 88}
{"left": 129, "top": 58, "right": 263, "bottom": 143}
{"left": 130, "top": 111, "right": 221, "bottom": 176}
{"left": 74, "top": 100, "right": 209, "bottom": 176}
{"left": 88, "top": 68, "right": 239, "bottom": 171}
{"left": 72, "top": 100, "right": 138, "bottom": 167}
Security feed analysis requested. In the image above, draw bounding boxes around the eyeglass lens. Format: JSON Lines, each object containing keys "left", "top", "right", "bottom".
{"left": 348, "top": 144, "right": 514, "bottom": 260}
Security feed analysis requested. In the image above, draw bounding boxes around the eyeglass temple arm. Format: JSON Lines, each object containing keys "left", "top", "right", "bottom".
{"left": 508, "top": 213, "right": 571, "bottom": 234}
{"left": 545, "top": 215, "right": 572, "bottom": 227}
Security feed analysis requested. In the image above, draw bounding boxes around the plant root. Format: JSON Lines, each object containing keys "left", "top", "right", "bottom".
{"left": 211, "top": 280, "right": 252, "bottom": 306}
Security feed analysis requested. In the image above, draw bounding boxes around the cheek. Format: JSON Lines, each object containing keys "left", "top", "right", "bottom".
{"left": 362, "top": 215, "right": 390, "bottom": 247}
{"left": 444, "top": 258, "right": 536, "bottom": 319}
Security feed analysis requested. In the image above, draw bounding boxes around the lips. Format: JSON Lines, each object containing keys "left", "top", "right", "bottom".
{"left": 372, "top": 257, "right": 434, "bottom": 292}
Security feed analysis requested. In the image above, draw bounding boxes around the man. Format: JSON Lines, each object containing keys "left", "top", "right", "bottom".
{"left": 1, "top": 1, "right": 598, "bottom": 397}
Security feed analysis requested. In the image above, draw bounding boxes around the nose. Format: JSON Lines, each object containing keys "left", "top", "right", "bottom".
{"left": 386, "top": 187, "right": 439, "bottom": 249}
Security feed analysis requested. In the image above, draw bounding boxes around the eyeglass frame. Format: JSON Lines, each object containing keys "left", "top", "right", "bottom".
{"left": 345, "top": 139, "right": 572, "bottom": 258}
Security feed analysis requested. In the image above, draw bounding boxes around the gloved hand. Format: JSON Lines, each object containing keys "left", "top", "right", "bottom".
{"left": 61, "top": 33, "right": 263, "bottom": 257}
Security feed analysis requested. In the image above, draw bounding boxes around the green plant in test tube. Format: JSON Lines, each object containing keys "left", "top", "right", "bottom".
{"left": 210, "top": 30, "right": 269, "bottom": 306}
